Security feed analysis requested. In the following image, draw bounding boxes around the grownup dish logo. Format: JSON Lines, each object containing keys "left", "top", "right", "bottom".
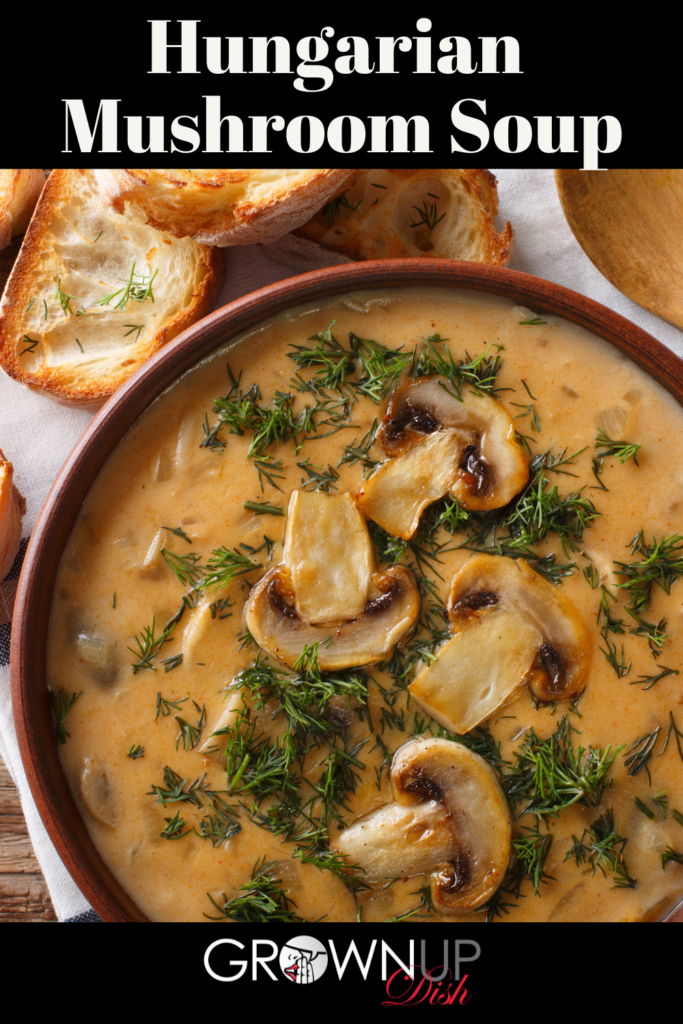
{"left": 204, "top": 937, "right": 479, "bottom": 1004}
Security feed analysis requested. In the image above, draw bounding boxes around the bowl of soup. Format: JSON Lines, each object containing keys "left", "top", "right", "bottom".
{"left": 12, "top": 259, "right": 683, "bottom": 922}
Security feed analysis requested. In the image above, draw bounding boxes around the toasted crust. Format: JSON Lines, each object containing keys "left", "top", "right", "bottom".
{"left": 0, "top": 169, "right": 225, "bottom": 406}
{"left": 263, "top": 168, "right": 513, "bottom": 269}
{"left": 94, "top": 168, "right": 358, "bottom": 246}
{"left": 0, "top": 450, "right": 26, "bottom": 580}
{"left": 0, "top": 170, "right": 46, "bottom": 251}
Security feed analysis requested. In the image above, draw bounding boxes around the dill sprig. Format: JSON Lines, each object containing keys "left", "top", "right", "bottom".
{"left": 128, "top": 611, "right": 183, "bottom": 673}
{"left": 175, "top": 701, "right": 207, "bottom": 751}
{"left": 199, "top": 547, "right": 261, "bottom": 591}
{"left": 49, "top": 689, "right": 81, "bottom": 745}
{"left": 19, "top": 335, "right": 39, "bottom": 356}
{"left": 385, "top": 884, "right": 436, "bottom": 923}
{"left": 337, "top": 420, "right": 378, "bottom": 475}
{"left": 205, "top": 857, "right": 304, "bottom": 922}
{"left": 324, "top": 193, "right": 362, "bottom": 227}
{"left": 162, "top": 525, "right": 192, "bottom": 543}
{"left": 565, "top": 809, "right": 636, "bottom": 888}
{"left": 148, "top": 766, "right": 228, "bottom": 811}
{"left": 512, "top": 821, "right": 555, "bottom": 895}
{"left": 614, "top": 532, "right": 683, "bottom": 614}
{"left": 194, "top": 808, "right": 242, "bottom": 847}
{"left": 243, "top": 500, "right": 285, "bottom": 516}
{"left": 414, "top": 339, "right": 507, "bottom": 400}
{"left": 155, "top": 693, "right": 188, "bottom": 720}
{"left": 623, "top": 727, "right": 661, "bottom": 783}
{"left": 661, "top": 847, "right": 683, "bottom": 868}
{"left": 631, "top": 665, "right": 678, "bottom": 690}
{"left": 54, "top": 278, "right": 78, "bottom": 317}
{"left": 127, "top": 744, "right": 144, "bottom": 759}
{"left": 97, "top": 261, "right": 157, "bottom": 310}
{"left": 297, "top": 459, "right": 340, "bottom": 493}
{"left": 595, "top": 428, "right": 641, "bottom": 465}
{"left": 503, "top": 715, "right": 622, "bottom": 818}
{"left": 461, "top": 448, "right": 598, "bottom": 583}
{"left": 293, "top": 846, "right": 370, "bottom": 898}
{"left": 253, "top": 456, "right": 285, "bottom": 492}
{"left": 160, "top": 811, "right": 191, "bottom": 840}
{"left": 409, "top": 197, "right": 446, "bottom": 232}
{"left": 161, "top": 548, "right": 204, "bottom": 587}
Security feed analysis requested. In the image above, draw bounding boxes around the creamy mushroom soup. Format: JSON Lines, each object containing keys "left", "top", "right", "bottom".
{"left": 47, "top": 287, "right": 683, "bottom": 922}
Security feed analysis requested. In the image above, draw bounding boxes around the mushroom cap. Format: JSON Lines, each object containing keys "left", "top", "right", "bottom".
{"left": 244, "top": 564, "right": 420, "bottom": 669}
{"left": 409, "top": 554, "right": 592, "bottom": 732}
{"left": 357, "top": 376, "right": 528, "bottom": 538}
{"left": 337, "top": 737, "right": 512, "bottom": 915}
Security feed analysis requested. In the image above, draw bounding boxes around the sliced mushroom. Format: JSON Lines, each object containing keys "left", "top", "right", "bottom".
{"left": 356, "top": 376, "right": 528, "bottom": 539}
{"left": 0, "top": 450, "right": 26, "bottom": 580}
{"left": 79, "top": 756, "right": 118, "bottom": 828}
{"left": 335, "top": 737, "right": 511, "bottom": 915}
{"left": 284, "top": 490, "right": 373, "bottom": 623}
{"left": 409, "top": 554, "right": 591, "bottom": 733}
{"left": 245, "top": 563, "right": 419, "bottom": 669}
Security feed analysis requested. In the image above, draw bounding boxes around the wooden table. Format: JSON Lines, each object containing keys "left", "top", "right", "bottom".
{"left": 0, "top": 235, "right": 57, "bottom": 921}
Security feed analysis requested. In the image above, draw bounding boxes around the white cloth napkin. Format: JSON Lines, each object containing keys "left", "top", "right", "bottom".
{"left": 1, "top": 168, "right": 681, "bottom": 920}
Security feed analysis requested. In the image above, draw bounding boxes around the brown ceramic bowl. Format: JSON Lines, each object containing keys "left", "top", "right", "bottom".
{"left": 11, "top": 259, "right": 683, "bottom": 923}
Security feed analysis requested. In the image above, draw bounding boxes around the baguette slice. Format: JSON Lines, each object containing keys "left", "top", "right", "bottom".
{"left": 0, "top": 169, "right": 225, "bottom": 406}
{"left": 0, "top": 170, "right": 46, "bottom": 250}
{"left": 94, "top": 168, "right": 358, "bottom": 246}
{"left": 0, "top": 450, "right": 26, "bottom": 580}
{"left": 263, "top": 169, "right": 513, "bottom": 270}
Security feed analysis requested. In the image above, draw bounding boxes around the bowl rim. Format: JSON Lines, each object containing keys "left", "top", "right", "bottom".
{"left": 11, "top": 257, "right": 683, "bottom": 923}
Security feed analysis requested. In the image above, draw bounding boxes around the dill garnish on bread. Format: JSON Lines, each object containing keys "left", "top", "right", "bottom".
{"left": 0, "top": 169, "right": 225, "bottom": 405}
{"left": 263, "top": 168, "right": 513, "bottom": 270}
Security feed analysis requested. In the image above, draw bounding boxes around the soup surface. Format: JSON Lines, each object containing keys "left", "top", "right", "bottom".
{"left": 47, "top": 287, "right": 683, "bottom": 922}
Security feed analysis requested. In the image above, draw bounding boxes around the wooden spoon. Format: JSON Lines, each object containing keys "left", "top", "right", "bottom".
{"left": 556, "top": 169, "right": 683, "bottom": 330}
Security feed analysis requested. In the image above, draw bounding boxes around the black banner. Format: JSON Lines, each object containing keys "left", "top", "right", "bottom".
{"left": 3, "top": 13, "right": 678, "bottom": 167}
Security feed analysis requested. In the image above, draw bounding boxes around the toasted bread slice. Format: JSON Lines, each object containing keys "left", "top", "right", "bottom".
{"left": 0, "top": 169, "right": 225, "bottom": 406}
{"left": 94, "top": 168, "right": 358, "bottom": 246}
{"left": 263, "top": 169, "right": 513, "bottom": 269}
{"left": 0, "top": 450, "right": 26, "bottom": 580}
{"left": 0, "top": 170, "right": 45, "bottom": 250}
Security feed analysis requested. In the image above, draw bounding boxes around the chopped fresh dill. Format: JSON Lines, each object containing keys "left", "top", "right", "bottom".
{"left": 293, "top": 847, "right": 370, "bottom": 898}
{"left": 199, "top": 547, "right": 261, "bottom": 591}
{"left": 661, "top": 847, "right": 683, "bottom": 868}
{"left": 162, "top": 525, "right": 192, "bottom": 543}
{"left": 155, "top": 693, "right": 188, "bottom": 721}
{"left": 653, "top": 791, "right": 669, "bottom": 818}
{"left": 194, "top": 808, "right": 242, "bottom": 847}
{"left": 590, "top": 456, "right": 609, "bottom": 490}
{"left": 634, "top": 796, "right": 654, "bottom": 820}
{"left": 503, "top": 715, "right": 622, "bottom": 818}
{"left": 385, "top": 884, "right": 436, "bottom": 923}
{"left": 324, "top": 193, "right": 362, "bottom": 227}
{"left": 75, "top": 338, "right": 84, "bottom": 353}
{"left": 127, "top": 744, "right": 144, "bottom": 759}
{"left": 614, "top": 532, "right": 683, "bottom": 615}
{"left": 49, "top": 689, "right": 81, "bottom": 745}
{"left": 243, "top": 500, "right": 285, "bottom": 516}
{"left": 161, "top": 548, "right": 204, "bottom": 587}
{"left": 414, "top": 339, "right": 507, "bottom": 401}
{"left": 205, "top": 857, "right": 303, "bottom": 922}
{"left": 659, "top": 711, "right": 683, "bottom": 764}
{"left": 112, "top": 592, "right": 116, "bottom": 609}
{"left": 19, "top": 335, "right": 39, "bottom": 356}
{"left": 297, "top": 458, "right": 340, "bottom": 493}
{"left": 595, "top": 428, "right": 641, "bottom": 465}
{"left": 128, "top": 612, "right": 182, "bottom": 673}
{"left": 93, "top": 230, "right": 103, "bottom": 242}
{"left": 409, "top": 198, "right": 446, "bottom": 232}
{"left": 673, "top": 809, "right": 683, "bottom": 827}
{"left": 209, "top": 596, "right": 234, "bottom": 620}
{"left": 512, "top": 822, "right": 555, "bottom": 895}
{"left": 565, "top": 809, "right": 636, "bottom": 888}
{"left": 519, "top": 317, "right": 548, "bottom": 326}
{"left": 123, "top": 324, "right": 144, "bottom": 342}
{"left": 624, "top": 727, "right": 661, "bottom": 783}
{"left": 97, "top": 262, "right": 158, "bottom": 309}
{"left": 160, "top": 811, "right": 191, "bottom": 840}
{"left": 162, "top": 653, "right": 183, "bottom": 672}
{"left": 253, "top": 455, "right": 285, "bottom": 492}
{"left": 175, "top": 701, "right": 207, "bottom": 751}
{"left": 54, "top": 278, "right": 77, "bottom": 317}
{"left": 337, "top": 420, "right": 378, "bottom": 475}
